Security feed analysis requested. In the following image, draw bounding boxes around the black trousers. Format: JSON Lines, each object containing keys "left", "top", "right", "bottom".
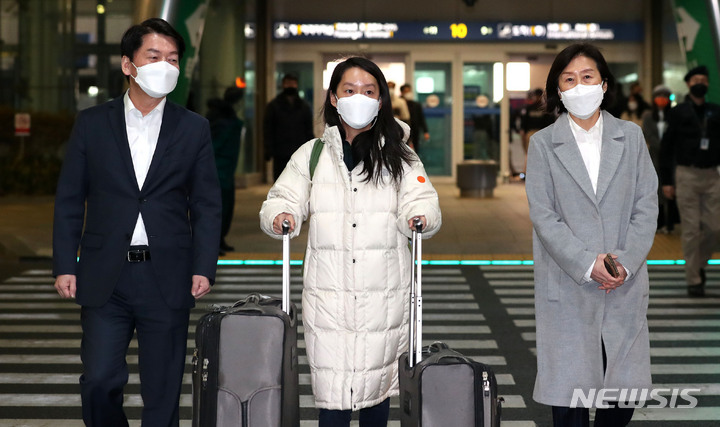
{"left": 79, "top": 259, "right": 190, "bottom": 427}
{"left": 551, "top": 340, "right": 635, "bottom": 427}
{"left": 220, "top": 185, "right": 235, "bottom": 239}
{"left": 273, "top": 155, "right": 291, "bottom": 181}
{"left": 552, "top": 405, "right": 635, "bottom": 427}
{"left": 318, "top": 398, "right": 390, "bottom": 427}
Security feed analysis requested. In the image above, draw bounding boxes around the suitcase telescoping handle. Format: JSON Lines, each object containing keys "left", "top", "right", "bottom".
{"left": 408, "top": 218, "right": 423, "bottom": 367}
{"left": 282, "top": 220, "right": 291, "bottom": 315}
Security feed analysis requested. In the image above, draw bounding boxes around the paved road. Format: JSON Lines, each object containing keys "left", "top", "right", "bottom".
{"left": 0, "top": 264, "right": 718, "bottom": 426}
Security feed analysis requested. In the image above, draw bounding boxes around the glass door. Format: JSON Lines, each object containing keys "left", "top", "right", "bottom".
{"left": 414, "top": 62, "right": 452, "bottom": 176}
{"left": 462, "top": 63, "right": 500, "bottom": 162}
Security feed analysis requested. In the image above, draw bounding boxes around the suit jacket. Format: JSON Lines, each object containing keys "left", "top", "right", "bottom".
{"left": 53, "top": 96, "right": 222, "bottom": 309}
{"left": 525, "top": 111, "right": 657, "bottom": 406}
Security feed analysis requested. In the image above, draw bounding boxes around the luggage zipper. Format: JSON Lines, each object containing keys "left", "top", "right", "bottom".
{"left": 191, "top": 348, "right": 198, "bottom": 375}
{"left": 202, "top": 358, "right": 210, "bottom": 389}
{"left": 483, "top": 371, "right": 490, "bottom": 396}
{"left": 483, "top": 370, "right": 492, "bottom": 425}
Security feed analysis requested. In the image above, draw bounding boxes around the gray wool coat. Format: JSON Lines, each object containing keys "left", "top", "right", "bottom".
{"left": 525, "top": 111, "right": 658, "bottom": 407}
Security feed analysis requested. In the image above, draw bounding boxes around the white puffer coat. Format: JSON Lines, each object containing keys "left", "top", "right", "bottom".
{"left": 259, "top": 122, "right": 441, "bottom": 410}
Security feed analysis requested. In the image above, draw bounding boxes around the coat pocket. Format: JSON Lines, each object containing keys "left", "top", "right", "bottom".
{"left": 546, "top": 264, "right": 561, "bottom": 301}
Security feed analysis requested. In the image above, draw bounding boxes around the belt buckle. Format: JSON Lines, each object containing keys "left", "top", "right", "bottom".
{"left": 127, "top": 250, "right": 145, "bottom": 262}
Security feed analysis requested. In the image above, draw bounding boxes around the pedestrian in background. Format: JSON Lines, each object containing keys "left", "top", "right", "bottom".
{"left": 52, "top": 18, "right": 221, "bottom": 426}
{"left": 659, "top": 65, "right": 720, "bottom": 297}
{"left": 206, "top": 85, "right": 244, "bottom": 255}
{"left": 526, "top": 43, "right": 657, "bottom": 427}
{"left": 264, "top": 73, "right": 314, "bottom": 181}
{"left": 642, "top": 84, "right": 679, "bottom": 234}
{"left": 620, "top": 82, "right": 649, "bottom": 127}
{"left": 260, "top": 56, "right": 441, "bottom": 427}
{"left": 388, "top": 80, "right": 411, "bottom": 124}
{"left": 520, "top": 88, "right": 556, "bottom": 173}
{"left": 400, "top": 83, "right": 429, "bottom": 153}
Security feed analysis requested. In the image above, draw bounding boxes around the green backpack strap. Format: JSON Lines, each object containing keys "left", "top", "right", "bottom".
{"left": 309, "top": 138, "right": 324, "bottom": 180}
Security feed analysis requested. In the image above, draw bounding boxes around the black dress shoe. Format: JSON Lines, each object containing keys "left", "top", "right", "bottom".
{"left": 687, "top": 284, "right": 705, "bottom": 297}
{"left": 700, "top": 268, "right": 706, "bottom": 286}
{"left": 220, "top": 240, "right": 235, "bottom": 252}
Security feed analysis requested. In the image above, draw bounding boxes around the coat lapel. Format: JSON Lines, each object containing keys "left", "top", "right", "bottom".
{"left": 595, "top": 111, "right": 625, "bottom": 203}
{"left": 143, "top": 101, "right": 179, "bottom": 191}
{"left": 107, "top": 96, "right": 139, "bottom": 191}
{"left": 552, "top": 114, "right": 597, "bottom": 203}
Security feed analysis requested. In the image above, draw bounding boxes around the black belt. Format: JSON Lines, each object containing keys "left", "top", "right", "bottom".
{"left": 127, "top": 248, "right": 151, "bottom": 262}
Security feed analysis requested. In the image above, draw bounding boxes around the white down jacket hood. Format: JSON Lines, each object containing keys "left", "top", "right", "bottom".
{"left": 260, "top": 121, "right": 441, "bottom": 410}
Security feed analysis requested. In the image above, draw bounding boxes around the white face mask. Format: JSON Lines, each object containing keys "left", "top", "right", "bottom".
{"left": 336, "top": 94, "right": 380, "bottom": 129}
{"left": 131, "top": 61, "right": 180, "bottom": 98}
{"left": 560, "top": 82, "right": 605, "bottom": 119}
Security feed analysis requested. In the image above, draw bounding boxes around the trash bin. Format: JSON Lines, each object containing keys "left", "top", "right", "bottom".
{"left": 456, "top": 160, "right": 498, "bottom": 198}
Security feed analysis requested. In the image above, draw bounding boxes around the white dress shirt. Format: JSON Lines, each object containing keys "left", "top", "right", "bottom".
{"left": 124, "top": 91, "right": 166, "bottom": 246}
{"left": 568, "top": 112, "right": 603, "bottom": 193}
{"left": 566, "top": 113, "right": 609, "bottom": 282}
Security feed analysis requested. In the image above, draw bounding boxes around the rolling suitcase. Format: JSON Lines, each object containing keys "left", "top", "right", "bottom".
{"left": 398, "top": 220, "right": 503, "bottom": 426}
{"left": 192, "top": 220, "right": 300, "bottom": 427}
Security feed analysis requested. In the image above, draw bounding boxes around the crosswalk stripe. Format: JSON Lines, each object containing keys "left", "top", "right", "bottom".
{"left": 514, "top": 319, "right": 720, "bottom": 328}
{"left": 650, "top": 364, "right": 720, "bottom": 374}
{"left": 507, "top": 307, "right": 720, "bottom": 315}
{"left": 0, "top": 265, "right": 524, "bottom": 425}
{"left": 499, "top": 297, "right": 720, "bottom": 305}
{"left": 484, "top": 264, "right": 720, "bottom": 424}
{"left": 6, "top": 264, "right": 715, "bottom": 424}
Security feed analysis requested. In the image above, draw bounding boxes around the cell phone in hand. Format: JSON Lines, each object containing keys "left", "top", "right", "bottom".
{"left": 604, "top": 253, "right": 619, "bottom": 278}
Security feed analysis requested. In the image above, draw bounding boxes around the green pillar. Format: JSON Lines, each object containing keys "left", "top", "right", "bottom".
{"left": 18, "top": 0, "right": 75, "bottom": 112}
{"left": 163, "top": 0, "right": 209, "bottom": 106}
{"left": 673, "top": 0, "right": 720, "bottom": 103}
{"left": 197, "top": 0, "right": 246, "bottom": 115}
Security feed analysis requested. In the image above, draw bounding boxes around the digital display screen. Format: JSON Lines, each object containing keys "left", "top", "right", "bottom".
{"left": 264, "top": 21, "right": 642, "bottom": 42}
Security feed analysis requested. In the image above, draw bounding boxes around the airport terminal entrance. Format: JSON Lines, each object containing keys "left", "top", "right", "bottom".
{"left": 271, "top": 41, "right": 644, "bottom": 182}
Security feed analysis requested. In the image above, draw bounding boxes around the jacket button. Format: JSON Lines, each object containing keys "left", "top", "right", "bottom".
{"left": 353, "top": 259, "right": 356, "bottom": 263}
{"left": 139, "top": 198, "right": 147, "bottom": 203}
{"left": 352, "top": 223, "right": 356, "bottom": 227}
{"left": 353, "top": 188, "right": 357, "bottom": 192}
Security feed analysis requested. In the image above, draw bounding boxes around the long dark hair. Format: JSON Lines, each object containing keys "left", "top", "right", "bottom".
{"left": 545, "top": 43, "right": 616, "bottom": 114}
{"left": 322, "top": 57, "right": 413, "bottom": 184}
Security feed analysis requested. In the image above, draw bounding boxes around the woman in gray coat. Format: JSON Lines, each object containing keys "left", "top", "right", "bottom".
{"left": 525, "top": 44, "right": 658, "bottom": 426}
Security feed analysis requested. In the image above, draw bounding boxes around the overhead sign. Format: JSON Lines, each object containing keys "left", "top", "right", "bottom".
{"left": 269, "top": 21, "right": 642, "bottom": 42}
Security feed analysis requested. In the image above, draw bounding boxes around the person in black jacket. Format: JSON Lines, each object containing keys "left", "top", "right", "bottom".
{"left": 400, "top": 83, "right": 429, "bottom": 153}
{"left": 264, "top": 73, "right": 315, "bottom": 180}
{"left": 206, "top": 86, "right": 244, "bottom": 254}
{"left": 660, "top": 65, "right": 720, "bottom": 297}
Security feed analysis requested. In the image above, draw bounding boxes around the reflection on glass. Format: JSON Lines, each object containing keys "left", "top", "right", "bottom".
{"left": 415, "top": 62, "right": 452, "bottom": 176}
{"left": 463, "top": 63, "right": 500, "bottom": 162}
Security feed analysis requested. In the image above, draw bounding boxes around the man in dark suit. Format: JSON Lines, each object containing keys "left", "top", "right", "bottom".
{"left": 52, "top": 18, "right": 221, "bottom": 426}
{"left": 400, "top": 83, "right": 429, "bottom": 153}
